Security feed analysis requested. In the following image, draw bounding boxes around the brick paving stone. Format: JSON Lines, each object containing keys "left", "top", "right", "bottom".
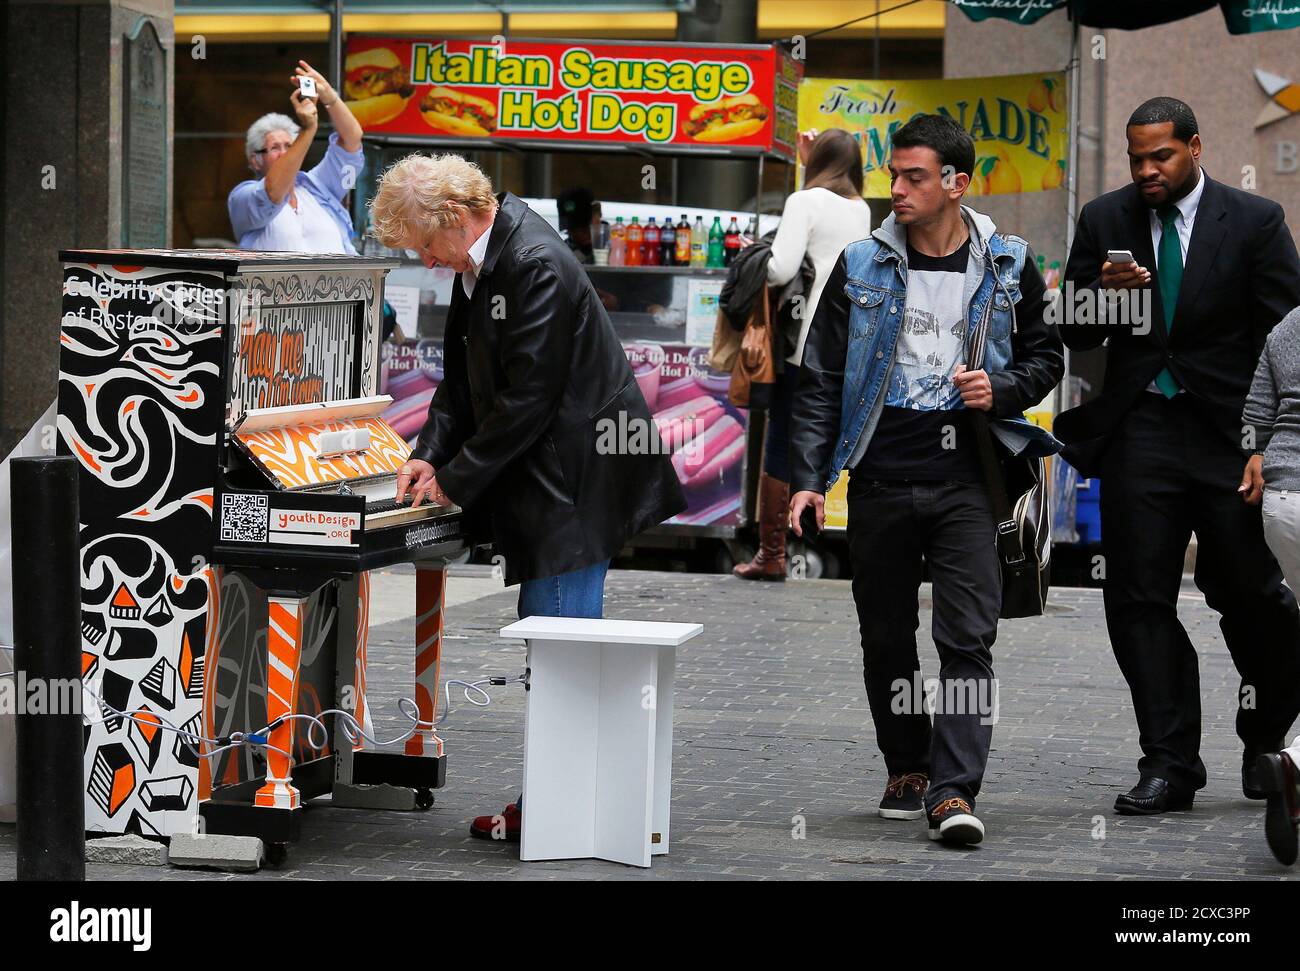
{"left": 1, "top": 568, "right": 1298, "bottom": 881}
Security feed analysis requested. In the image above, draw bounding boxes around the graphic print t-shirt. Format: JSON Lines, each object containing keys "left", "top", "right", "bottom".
{"left": 855, "top": 239, "right": 982, "bottom": 482}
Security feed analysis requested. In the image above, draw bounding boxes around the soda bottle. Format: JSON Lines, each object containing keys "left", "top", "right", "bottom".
{"left": 675, "top": 214, "right": 692, "bottom": 266}
{"left": 625, "top": 216, "right": 643, "bottom": 266}
{"left": 723, "top": 216, "right": 741, "bottom": 266}
{"left": 690, "top": 216, "right": 708, "bottom": 267}
{"left": 609, "top": 216, "right": 626, "bottom": 267}
{"left": 707, "top": 216, "right": 725, "bottom": 268}
{"left": 643, "top": 217, "right": 661, "bottom": 266}
{"left": 659, "top": 216, "right": 676, "bottom": 266}
{"left": 745, "top": 216, "right": 758, "bottom": 239}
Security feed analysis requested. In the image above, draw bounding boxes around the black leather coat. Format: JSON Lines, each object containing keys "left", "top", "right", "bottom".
{"left": 410, "top": 192, "right": 687, "bottom": 585}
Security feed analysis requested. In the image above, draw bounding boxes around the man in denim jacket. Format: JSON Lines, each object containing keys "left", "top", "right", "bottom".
{"left": 789, "top": 114, "right": 1064, "bottom": 844}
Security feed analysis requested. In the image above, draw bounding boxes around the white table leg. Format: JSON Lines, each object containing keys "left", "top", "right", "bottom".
{"left": 521, "top": 638, "right": 662, "bottom": 867}
{"left": 651, "top": 645, "right": 675, "bottom": 856}
{"left": 520, "top": 639, "right": 600, "bottom": 862}
{"left": 592, "top": 644, "right": 658, "bottom": 868}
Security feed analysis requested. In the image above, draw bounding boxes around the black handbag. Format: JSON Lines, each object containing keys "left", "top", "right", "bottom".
{"left": 967, "top": 240, "right": 1051, "bottom": 619}
{"left": 970, "top": 412, "right": 1051, "bottom": 618}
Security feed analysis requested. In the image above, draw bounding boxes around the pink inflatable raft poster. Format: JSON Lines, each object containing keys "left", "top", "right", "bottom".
{"left": 379, "top": 338, "right": 748, "bottom": 528}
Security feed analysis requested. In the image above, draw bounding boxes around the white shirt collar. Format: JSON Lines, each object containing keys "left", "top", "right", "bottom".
{"left": 467, "top": 219, "right": 492, "bottom": 272}
{"left": 1162, "top": 167, "right": 1203, "bottom": 225}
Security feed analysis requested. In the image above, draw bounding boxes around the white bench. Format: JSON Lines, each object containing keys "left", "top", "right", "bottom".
{"left": 499, "top": 616, "right": 703, "bottom": 868}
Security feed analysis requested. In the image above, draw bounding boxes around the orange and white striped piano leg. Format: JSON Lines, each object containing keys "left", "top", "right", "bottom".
{"left": 255, "top": 595, "right": 306, "bottom": 810}
{"left": 353, "top": 571, "right": 372, "bottom": 752}
{"left": 405, "top": 564, "right": 446, "bottom": 758}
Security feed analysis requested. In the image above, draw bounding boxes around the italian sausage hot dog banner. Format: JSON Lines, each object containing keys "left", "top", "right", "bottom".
{"left": 345, "top": 36, "right": 800, "bottom": 159}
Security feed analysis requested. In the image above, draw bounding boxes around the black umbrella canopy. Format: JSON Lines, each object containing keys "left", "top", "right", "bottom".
{"left": 1075, "top": 0, "right": 1218, "bottom": 27}
{"left": 952, "top": 0, "right": 1300, "bottom": 31}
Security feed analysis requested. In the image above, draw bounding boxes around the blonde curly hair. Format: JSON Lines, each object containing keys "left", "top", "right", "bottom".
{"left": 368, "top": 153, "right": 497, "bottom": 249}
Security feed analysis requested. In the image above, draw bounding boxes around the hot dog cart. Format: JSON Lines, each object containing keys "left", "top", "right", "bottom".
{"left": 345, "top": 34, "right": 806, "bottom": 570}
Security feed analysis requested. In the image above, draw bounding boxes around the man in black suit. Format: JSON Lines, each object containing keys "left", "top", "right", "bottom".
{"left": 1056, "top": 97, "right": 1300, "bottom": 815}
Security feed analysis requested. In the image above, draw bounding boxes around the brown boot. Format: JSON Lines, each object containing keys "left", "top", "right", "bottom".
{"left": 733, "top": 473, "right": 789, "bottom": 581}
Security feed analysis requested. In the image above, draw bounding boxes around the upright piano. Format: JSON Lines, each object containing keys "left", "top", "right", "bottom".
{"left": 57, "top": 248, "right": 470, "bottom": 849}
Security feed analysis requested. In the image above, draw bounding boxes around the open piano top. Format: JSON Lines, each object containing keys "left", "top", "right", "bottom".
{"left": 212, "top": 395, "right": 463, "bottom": 574}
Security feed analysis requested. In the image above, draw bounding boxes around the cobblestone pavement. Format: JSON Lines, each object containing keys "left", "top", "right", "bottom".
{"left": 2, "top": 567, "right": 1297, "bottom": 881}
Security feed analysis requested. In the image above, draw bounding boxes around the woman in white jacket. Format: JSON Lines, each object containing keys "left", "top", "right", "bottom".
{"left": 735, "top": 128, "right": 873, "bottom": 580}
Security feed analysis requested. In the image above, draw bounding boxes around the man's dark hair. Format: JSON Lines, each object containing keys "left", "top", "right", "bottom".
{"left": 890, "top": 113, "right": 975, "bottom": 177}
{"left": 1127, "top": 97, "right": 1198, "bottom": 143}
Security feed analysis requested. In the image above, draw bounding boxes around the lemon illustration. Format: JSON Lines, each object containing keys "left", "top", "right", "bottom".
{"left": 1050, "top": 80, "right": 1067, "bottom": 113}
{"left": 1041, "top": 159, "right": 1066, "bottom": 190}
{"left": 976, "top": 152, "right": 1021, "bottom": 195}
{"left": 1028, "top": 79, "right": 1051, "bottom": 113}
{"left": 1028, "top": 77, "right": 1063, "bottom": 114}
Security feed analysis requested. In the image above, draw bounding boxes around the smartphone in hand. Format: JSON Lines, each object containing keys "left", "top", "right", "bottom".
{"left": 1106, "top": 249, "right": 1135, "bottom": 265}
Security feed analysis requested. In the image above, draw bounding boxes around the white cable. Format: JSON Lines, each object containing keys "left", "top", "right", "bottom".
{"left": 46, "top": 663, "right": 523, "bottom": 769}
{"left": 273, "top": 675, "right": 525, "bottom": 754}
{"left": 85, "top": 682, "right": 292, "bottom": 762}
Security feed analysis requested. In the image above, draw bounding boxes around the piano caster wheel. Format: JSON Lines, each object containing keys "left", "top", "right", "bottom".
{"left": 265, "top": 842, "right": 289, "bottom": 867}
{"left": 415, "top": 788, "right": 435, "bottom": 810}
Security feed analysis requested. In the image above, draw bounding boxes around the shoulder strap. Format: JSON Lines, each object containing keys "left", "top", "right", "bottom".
{"left": 970, "top": 412, "right": 1025, "bottom": 565}
{"left": 968, "top": 237, "right": 1024, "bottom": 565}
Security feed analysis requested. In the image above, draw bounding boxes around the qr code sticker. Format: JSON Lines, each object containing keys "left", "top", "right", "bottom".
{"left": 221, "top": 493, "right": 269, "bottom": 542}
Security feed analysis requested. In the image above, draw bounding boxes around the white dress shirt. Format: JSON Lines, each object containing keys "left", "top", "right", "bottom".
{"left": 460, "top": 221, "right": 494, "bottom": 300}
{"left": 1145, "top": 168, "right": 1203, "bottom": 394}
{"left": 1148, "top": 166, "right": 1203, "bottom": 264}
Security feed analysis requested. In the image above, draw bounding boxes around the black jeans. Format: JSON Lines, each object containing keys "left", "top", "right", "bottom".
{"left": 1100, "top": 392, "right": 1300, "bottom": 791}
{"left": 845, "top": 475, "right": 1002, "bottom": 809}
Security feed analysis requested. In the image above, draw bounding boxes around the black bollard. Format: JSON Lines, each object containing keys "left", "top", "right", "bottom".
{"left": 12, "top": 455, "right": 84, "bottom": 880}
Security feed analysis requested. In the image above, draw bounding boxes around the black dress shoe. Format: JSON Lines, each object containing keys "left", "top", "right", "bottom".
{"left": 1244, "top": 745, "right": 1282, "bottom": 800}
{"left": 1114, "top": 777, "right": 1195, "bottom": 815}
{"left": 1258, "top": 753, "right": 1299, "bottom": 866}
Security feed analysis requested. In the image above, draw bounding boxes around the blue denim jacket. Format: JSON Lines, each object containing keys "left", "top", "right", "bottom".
{"left": 822, "top": 207, "right": 1061, "bottom": 493}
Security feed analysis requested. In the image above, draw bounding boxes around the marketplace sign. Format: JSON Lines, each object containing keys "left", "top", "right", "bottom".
{"left": 344, "top": 36, "right": 800, "bottom": 160}
{"left": 799, "top": 73, "right": 1070, "bottom": 197}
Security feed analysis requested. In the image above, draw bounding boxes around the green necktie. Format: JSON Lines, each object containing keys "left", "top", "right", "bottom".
{"left": 1154, "top": 204, "right": 1182, "bottom": 398}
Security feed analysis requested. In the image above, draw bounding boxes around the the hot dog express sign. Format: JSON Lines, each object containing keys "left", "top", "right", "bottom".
{"left": 344, "top": 37, "right": 799, "bottom": 157}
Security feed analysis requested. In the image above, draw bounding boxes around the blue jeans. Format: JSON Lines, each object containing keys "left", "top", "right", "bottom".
{"left": 513, "top": 558, "right": 610, "bottom": 813}
{"left": 517, "top": 559, "right": 610, "bottom": 619}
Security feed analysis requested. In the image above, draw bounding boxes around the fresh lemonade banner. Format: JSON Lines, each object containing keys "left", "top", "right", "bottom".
{"left": 799, "top": 72, "right": 1070, "bottom": 198}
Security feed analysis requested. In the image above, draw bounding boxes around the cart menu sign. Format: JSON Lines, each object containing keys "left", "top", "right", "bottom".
{"left": 344, "top": 36, "right": 799, "bottom": 160}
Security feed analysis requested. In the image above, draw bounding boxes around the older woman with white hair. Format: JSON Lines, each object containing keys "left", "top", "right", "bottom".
{"left": 228, "top": 60, "right": 364, "bottom": 253}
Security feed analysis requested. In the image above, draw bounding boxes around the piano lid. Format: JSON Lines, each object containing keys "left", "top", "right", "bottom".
{"left": 58, "top": 248, "right": 400, "bottom": 273}
{"left": 235, "top": 411, "right": 412, "bottom": 492}
{"left": 235, "top": 395, "right": 393, "bottom": 434}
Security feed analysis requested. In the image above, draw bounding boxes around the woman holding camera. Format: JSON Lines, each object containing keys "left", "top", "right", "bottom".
{"left": 228, "top": 61, "right": 364, "bottom": 254}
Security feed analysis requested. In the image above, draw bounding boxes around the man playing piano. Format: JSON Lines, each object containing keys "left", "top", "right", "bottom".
{"left": 368, "top": 153, "right": 686, "bottom": 841}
